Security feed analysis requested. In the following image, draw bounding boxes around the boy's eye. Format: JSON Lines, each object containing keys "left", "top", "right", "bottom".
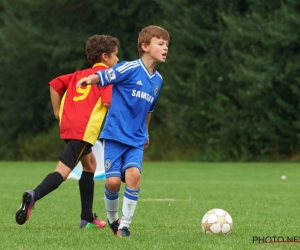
{"left": 158, "top": 41, "right": 169, "bottom": 46}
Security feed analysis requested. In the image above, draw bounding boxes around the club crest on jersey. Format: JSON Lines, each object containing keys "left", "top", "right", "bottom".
{"left": 105, "top": 68, "right": 116, "bottom": 82}
{"left": 154, "top": 86, "right": 159, "bottom": 96}
{"left": 104, "top": 159, "right": 112, "bottom": 170}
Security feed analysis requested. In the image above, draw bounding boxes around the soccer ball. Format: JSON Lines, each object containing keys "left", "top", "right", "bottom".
{"left": 201, "top": 208, "right": 233, "bottom": 234}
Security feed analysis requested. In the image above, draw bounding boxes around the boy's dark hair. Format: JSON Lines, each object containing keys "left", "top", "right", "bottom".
{"left": 86, "top": 34, "right": 120, "bottom": 64}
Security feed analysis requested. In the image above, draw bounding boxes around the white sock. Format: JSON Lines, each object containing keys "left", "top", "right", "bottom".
{"left": 104, "top": 185, "right": 119, "bottom": 223}
{"left": 119, "top": 186, "right": 140, "bottom": 229}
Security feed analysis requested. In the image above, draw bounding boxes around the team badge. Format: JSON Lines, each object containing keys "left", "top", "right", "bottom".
{"left": 105, "top": 68, "right": 116, "bottom": 82}
{"left": 104, "top": 159, "right": 112, "bottom": 170}
{"left": 154, "top": 86, "right": 159, "bottom": 96}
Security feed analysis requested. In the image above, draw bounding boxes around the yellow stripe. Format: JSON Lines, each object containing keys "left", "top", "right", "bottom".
{"left": 75, "top": 142, "right": 87, "bottom": 167}
{"left": 83, "top": 98, "right": 107, "bottom": 144}
{"left": 59, "top": 90, "right": 67, "bottom": 125}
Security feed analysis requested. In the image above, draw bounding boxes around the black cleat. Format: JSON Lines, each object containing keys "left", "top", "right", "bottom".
{"left": 108, "top": 219, "right": 120, "bottom": 235}
{"left": 15, "top": 190, "right": 35, "bottom": 225}
{"left": 116, "top": 227, "right": 131, "bottom": 238}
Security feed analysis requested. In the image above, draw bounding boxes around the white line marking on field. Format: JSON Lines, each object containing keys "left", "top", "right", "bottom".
{"left": 97, "top": 196, "right": 191, "bottom": 202}
{"left": 139, "top": 196, "right": 191, "bottom": 202}
{"left": 139, "top": 198, "right": 176, "bottom": 201}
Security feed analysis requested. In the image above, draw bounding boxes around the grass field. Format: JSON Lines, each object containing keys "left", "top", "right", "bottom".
{"left": 0, "top": 161, "right": 299, "bottom": 250}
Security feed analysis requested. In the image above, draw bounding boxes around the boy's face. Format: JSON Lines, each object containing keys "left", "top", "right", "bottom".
{"left": 146, "top": 37, "right": 169, "bottom": 63}
{"left": 106, "top": 47, "right": 119, "bottom": 68}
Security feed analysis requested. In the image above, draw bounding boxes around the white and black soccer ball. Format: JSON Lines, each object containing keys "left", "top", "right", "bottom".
{"left": 201, "top": 208, "right": 233, "bottom": 234}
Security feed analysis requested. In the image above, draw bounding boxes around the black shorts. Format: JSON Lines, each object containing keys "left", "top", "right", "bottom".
{"left": 58, "top": 140, "right": 93, "bottom": 170}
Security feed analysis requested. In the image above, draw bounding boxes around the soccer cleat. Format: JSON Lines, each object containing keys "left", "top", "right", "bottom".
{"left": 80, "top": 220, "right": 101, "bottom": 229}
{"left": 15, "top": 190, "right": 35, "bottom": 225}
{"left": 92, "top": 213, "right": 106, "bottom": 228}
{"left": 80, "top": 213, "right": 106, "bottom": 229}
{"left": 108, "top": 219, "right": 120, "bottom": 235}
{"left": 116, "top": 227, "right": 131, "bottom": 238}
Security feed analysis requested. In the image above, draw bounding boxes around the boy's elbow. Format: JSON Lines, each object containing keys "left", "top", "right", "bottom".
{"left": 103, "top": 103, "right": 110, "bottom": 109}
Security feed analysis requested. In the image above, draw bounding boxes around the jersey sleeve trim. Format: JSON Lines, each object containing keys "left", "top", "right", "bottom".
{"left": 96, "top": 72, "right": 104, "bottom": 87}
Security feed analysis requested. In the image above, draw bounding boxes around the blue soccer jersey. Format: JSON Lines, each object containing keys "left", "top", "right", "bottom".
{"left": 96, "top": 59, "right": 162, "bottom": 148}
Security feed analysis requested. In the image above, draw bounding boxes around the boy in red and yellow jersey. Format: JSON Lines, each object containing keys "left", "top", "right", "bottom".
{"left": 15, "top": 34, "right": 120, "bottom": 229}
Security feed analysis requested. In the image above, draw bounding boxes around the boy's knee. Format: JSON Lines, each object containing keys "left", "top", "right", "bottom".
{"left": 124, "top": 167, "right": 141, "bottom": 189}
{"left": 81, "top": 153, "right": 97, "bottom": 173}
{"left": 55, "top": 161, "right": 72, "bottom": 181}
{"left": 81, "top": 162, "right": 96, "bottom": 173}
{"left": 106, "top": 177, "right": 121, "bottom": 191}
{"left": 126, "top": 167, "right": 141, "bottom": 179}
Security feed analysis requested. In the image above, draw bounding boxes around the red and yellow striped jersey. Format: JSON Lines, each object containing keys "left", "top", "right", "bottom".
{"left": 49, "top": 63, "right": 111, "bottom": 145}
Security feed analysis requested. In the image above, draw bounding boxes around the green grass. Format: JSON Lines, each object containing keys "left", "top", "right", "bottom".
{"left": 1, "top": 162, "right": 300, "bottom": 250}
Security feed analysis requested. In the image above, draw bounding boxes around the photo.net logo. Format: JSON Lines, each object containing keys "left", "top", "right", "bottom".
{"left": 253, "top": 236, "right": 300, "bottom": 244}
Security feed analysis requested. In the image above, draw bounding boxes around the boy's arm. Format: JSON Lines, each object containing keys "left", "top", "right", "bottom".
{"left": 102, "top": 85, "right": 112, "bottom": 109}
{"left": 77, "top": 62, "right": 130, "bottom": 88}
{"left": 49, "top": 86, "right": 61, "bottom": 120}
{"left": 144, "top": 113, "right": 152, "bottom": 149}
{"left": 49, "top": 73, "right": 73, "bottom": 119}
{"left": 77, "top": 74, "right": 99, "bottom": 87}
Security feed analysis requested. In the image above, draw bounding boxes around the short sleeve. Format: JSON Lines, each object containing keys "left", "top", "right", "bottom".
{"left": 49, "top": 73, "right": 74, "bottom": 96}
{"left": 101, "top": 85, "right": 112, "bottom": 104}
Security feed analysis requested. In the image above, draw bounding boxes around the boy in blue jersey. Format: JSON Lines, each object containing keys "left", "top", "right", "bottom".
{"left": 77, "top": 25, "right": 169, "bottom": 237}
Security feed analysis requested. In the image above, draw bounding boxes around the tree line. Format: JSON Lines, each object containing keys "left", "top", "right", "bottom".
{"left": 0, "top": 0, "right": 299, "bottom": 161}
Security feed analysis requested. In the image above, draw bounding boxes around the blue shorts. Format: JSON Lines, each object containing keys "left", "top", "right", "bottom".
{"left": 102, "top": 139, "right": 143, "bottom": 182}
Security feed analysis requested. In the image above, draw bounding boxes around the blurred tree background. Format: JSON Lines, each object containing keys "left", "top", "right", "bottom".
{"left": 0, "top": 0, "right": 299, "bottom": 161}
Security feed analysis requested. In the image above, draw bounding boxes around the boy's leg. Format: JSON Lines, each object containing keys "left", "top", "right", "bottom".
{"left": 117, "top": 167, "right": 141, "bottom": 237}
{"left": 102, "top": 139, "right": 123, "bottom": 234}
{"left": 117, "top": 146, "right": 143, "bottom": 238}
{"left": 15, "top": 162, "right": 67, "bottom": 225}
{"left": 105, "top": 178, "right": 121, "bottom": 234}
{"left": 15, "top": 140, "right": 85, "bottom": 225}
{"left": 79, "top": 152, "right": 106, "bottom": 228}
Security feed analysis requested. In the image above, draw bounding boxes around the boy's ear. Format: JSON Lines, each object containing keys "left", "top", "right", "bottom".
{"left": 141, "top": 43, "right": 149, "bottom": 53}
{"left": 101, "top": 53, "right": 108, "bottom": 61}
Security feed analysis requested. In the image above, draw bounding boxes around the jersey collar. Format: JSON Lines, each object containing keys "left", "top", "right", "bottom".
{"left": 138, "top": 59, "right": 156, "bottom": 79}
{"left": 93, "top": 63, "right": 108, "bottom": 68}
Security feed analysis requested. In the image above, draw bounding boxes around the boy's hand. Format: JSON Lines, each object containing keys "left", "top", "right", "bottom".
{"left": 144, "top": 137, "right": 150, "bottom": 149}
{"left": 54, "top": 112, "right": 59, "bottom": 120}
{"left": 77, "top": 79, "right": 88, "bottom": 87}
{"left": 76, "top": 74, "right": 100, "bottom": 88}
